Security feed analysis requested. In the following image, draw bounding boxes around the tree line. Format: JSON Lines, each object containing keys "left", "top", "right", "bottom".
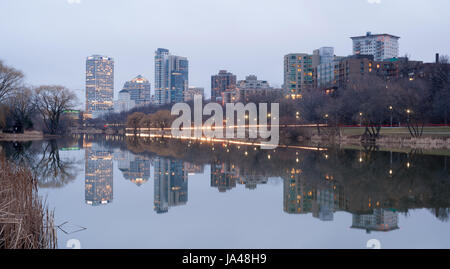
{"left": 0, "top": 61, "right": 77, "bottom": 135}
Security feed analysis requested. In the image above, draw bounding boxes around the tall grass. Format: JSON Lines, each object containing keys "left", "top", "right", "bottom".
{"left": 0, "top": 157, "right": 57, "bottom": 249}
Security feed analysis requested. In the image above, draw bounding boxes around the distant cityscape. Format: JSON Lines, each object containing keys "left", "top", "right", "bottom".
{"left": 80, "top": 31, "right": 444, "bottom": 119}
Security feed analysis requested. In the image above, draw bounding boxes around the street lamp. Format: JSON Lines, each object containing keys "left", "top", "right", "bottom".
{"left": 406, "top": 109, "right": 411, "bottom": 124}
{"left": 389, "top": 106, "right": 393, "bottom": 127}
{"left": 324, "top": 114, "right": 329, "bottom": 125}
{"left": 359, "top": 112, "right": 363, "bottom": 127}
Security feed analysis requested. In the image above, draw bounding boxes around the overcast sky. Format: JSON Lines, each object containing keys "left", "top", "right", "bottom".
{"left": 1, "top": 0, "right": 449, "bottom": 105}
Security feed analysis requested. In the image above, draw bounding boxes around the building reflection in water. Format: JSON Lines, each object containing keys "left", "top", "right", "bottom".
{"left": 115, "top": 150, "right": 151, "bottom": 186}
{"left": 85, "top": 142, "right": 113, "bottom": 206}
{"left": 210, "top": 161, "right": 238, "bottom": 192}
{"left": 154, "top": 157, "right": 188, "bottom": 214}
{"left": 283, "top": 171, "right": 346, "bottom": 222}
{"left": 77, "top": 136, "right": 448, "bottom": 233}
{"left": 283, "top": 171, "right": 400, "bottom": 229}
{"left": 351, "top": 209, "right": 399, "bottom": 233}
{"left": 210, "top": 161, "right": 269, "bottom": 192}
{"left": 184, "top": 162, "right": 204, "bottom": 176}
{"left": 238, "top": 174, "right": 268, "bottom": 190}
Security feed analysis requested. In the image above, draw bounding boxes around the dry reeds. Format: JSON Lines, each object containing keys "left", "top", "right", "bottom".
{"left": 0, "top": 157, "right": 57, "bottom": 249}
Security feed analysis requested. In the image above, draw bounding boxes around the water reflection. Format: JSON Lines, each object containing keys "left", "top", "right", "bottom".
{"left": 154, "top": 157, "right": 188, "bottom": 213}
{"left": 85, "top": 142, "right": 113, "bottom": 206}
{"left": 115, "top": 150, "right": 151, "bottom": 186}
{"left": 352, "top": 209, "right": 399, "bottom": 233}
{"left": 0, "top": 139, "right": 78, "bottom": 188}
{"left": 1, "top": 135, "right": 449, "bottom": 236}
{"left": 122, "top": 135, "right": 450, "bottom": 231}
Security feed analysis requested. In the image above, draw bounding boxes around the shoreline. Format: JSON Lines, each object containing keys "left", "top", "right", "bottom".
{"left": 309, "top": 135, "right": 450, "bottom": 151}
{"left": 123, "top": 131, "right": 450, "bottom": 155}
{"left": 2, "top": 130, "right": 450, "bottom": 155}
{"left": 0, "top": 131, "right": 44, "bottom": 141}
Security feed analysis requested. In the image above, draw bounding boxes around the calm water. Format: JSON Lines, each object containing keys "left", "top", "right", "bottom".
{"left": 1, "top": 136, "right": 450, "bottom": 249}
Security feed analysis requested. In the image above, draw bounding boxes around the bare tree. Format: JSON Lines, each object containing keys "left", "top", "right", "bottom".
{"left": 298, "top": 88, "right": 330, "bottom": 135}
{"left": 127, "top": 112, "right": 145, "bottom": 135}
{"left": 430, "top": 56, "right": 450, "bottom": 125}
{"left": 7, "top": 87, "right": 35, "bottom": 131}
{"left": 342, "top": 77, "right": 393, "bottom": 141}
{"left": 34, "top": 85, "right": 77, "bottom": 135}
{"left": 391, "top": 79, "right": 432, "bottom": 137}
{"left": 0, "top": 104, "right": 11, "bottom": 129}
{"left": 152, "top": 110, "right": 175, "bottom": 131}
{"left": 139, "top": 114, "right": 155, "bottom": 135}
{"left": 0, "top": 60, "right": 24, "bottom": 103}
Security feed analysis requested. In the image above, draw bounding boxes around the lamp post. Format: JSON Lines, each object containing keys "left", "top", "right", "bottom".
{"left": 406, "top": 109, "right": 411, "bottom": 125}
{"left": 359, "top": 112, "right": 363, "bottom": 127}
{"left": 389, "top": 106, "right": 393, "bottom": 127}
{"left": 324, "top": 114, "right": 329, "bottom": 125}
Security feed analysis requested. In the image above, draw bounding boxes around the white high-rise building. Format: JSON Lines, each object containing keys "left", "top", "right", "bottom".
{"left": 85, "top": 55, "right": 114, "bottom": 118}
{"left": 114, "top": 89, "right": 135, "bottom": 113}
{"left": 351, "top": 32, "right": 400, "bottom": 61}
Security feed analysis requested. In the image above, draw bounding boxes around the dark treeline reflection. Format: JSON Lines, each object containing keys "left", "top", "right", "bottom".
{"left": 0, "top": 138, "right": 79, "bottom": 188}
{"left": 1, "top": 135, "right": 449, "bottom": 232}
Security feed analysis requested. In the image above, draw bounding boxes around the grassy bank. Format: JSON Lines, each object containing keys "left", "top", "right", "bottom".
{"left": 340, "top": 126, "right": 450, "bottom": 137}
{"left": 0, "top": 158, "right": 56, "bottom": 249}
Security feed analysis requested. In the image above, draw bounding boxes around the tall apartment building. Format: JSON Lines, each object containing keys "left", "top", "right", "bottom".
{"left": 85, "top": 55, "right": 114, "bottom": 118}
{"left": 313, "top": 47, "right": 346, "bottom": 88}
{"left": 211, "top": 70, "right": 237, "bottom": 102}
{"left": 154, "top": 48, "right": 188, "bottom": 105}
{"left": 351, "top": 32, "right": 400, "bottom": 61}
{"left": 114, "top": 89, "right": 135, "bottom": 113}
{"left": 122, "top": 75, "right": 151, "bottom": 106}
{"left": 313, "top": 47, "right": 334, "bottom": 67}
{"left": 328, "top": 55, "right": 424, "bottom": 89}
{"left": 154, "top": 48, "right": 169, "bottom": 105}
{"left": 283, "top": 53, "right": 314, "bottom": 98}
{"left": 184, "top": 86, "right": 204, "bottom": 102}
{"left": 335, "top": 54, "right": 375, "bottom": 88}
{"left": 236, "top": 75, "right": 273, "bottom": 102}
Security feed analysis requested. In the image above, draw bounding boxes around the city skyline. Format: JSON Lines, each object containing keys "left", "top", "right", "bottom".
{"left": 1, "top": 0, "right": 449, "bottom": 107}
{"left": 1, "top": 0, "right": 449, "bottom": 253}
